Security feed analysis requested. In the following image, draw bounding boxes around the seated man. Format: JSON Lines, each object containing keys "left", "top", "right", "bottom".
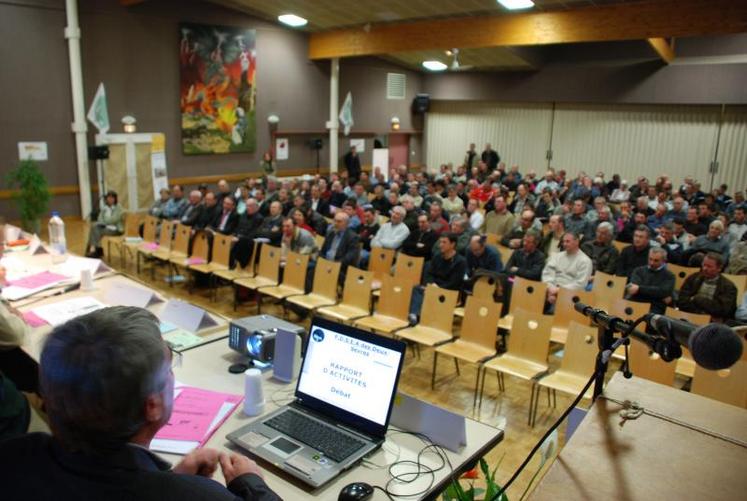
{"left": 0, "top": 307, "right": 280, "bottom": 500}
{"left": 85, "top": 190, "right": 124, "bottom": 258}
{"left": 409, "top": 233, "right": 467, "bottom": 323}
{"left": 371, "top": 206, "right": 410, "bottom": 251}
{"left": 207, "top": 196, "right": 239, "bottom": 236}
{"left": 616, "top": 225, "right": 651, "bottom": 278}
{"left": 626, "top": 247, "right": 675, "bottom": 314}
{"left": 541, "top": 214, "right": 565, "bottom": 259}
{"left": 356, "top": 207, "right": 380, "bottom": 266}
{"left": 179, "top": 190, "right": 204, "bottom": 228}
{"left": 504, "top": 231, "right": 545, "bottom": 281}
{"left": 465, "top": 235, "right": 503, "bottom": 280}
{"left": 431, "top": 217, "right": 476, "bottom": 258}
{"left": 401, "top": 213, "right": 438, "bottom": 261}
{"left": 482, "top": 195, "right": 515, "bottom": 237}
{"left": 677, "top": 252, "right": 738, "bottom": 322}
{"left": 655, "top": 222, "right": 685, "bottom": 265}
{"left": 280, "top": 217, "right": 317, "bottom": 265}
{"left": 162, "top": 184, "right": 189, "bottom": 221}
{"left": 564, "top": 199, "right": 592, "bottom": 242}
{"left": 500, "top": 209, "right": 537, "bottom": 249}
{"left": 581, "top": 221, "right": 619, "bottom": 276}
{"left": 319, "top": 212, "right": 360, "bottom": 274}
{"left": 427, "top": 200, "right": 450, "bottom": 235}
{"left": 230, "top": 199, "right": 264, "bottom": 268}
{"left": 194, "top": 192, "right": 220, "bottom": 230}
{"left": 684, "top": 220, "right": 731, "bottom": 266}
{"left": 254, "top": 201, "right": 284, "bottom": 245}
{"left": 542, "top": 232, "right": 593, "bottom": 304}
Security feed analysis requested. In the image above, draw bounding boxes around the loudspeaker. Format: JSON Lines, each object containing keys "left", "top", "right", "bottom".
{"left": 272, "top": 329, "right": 303, "bottom": 383}
{"left": 309, "top": 138, "right": 323, "bottom": 150}
{"left": 412, "top": 93, "right": 430, "bottom": 113}
{"left": 88, "top": 145, "right": 110, "bottom": 160}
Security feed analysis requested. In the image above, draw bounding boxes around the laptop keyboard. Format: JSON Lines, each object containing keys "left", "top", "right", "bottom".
{"left": 265, "top": 409, "right": 366, "bottom": 463}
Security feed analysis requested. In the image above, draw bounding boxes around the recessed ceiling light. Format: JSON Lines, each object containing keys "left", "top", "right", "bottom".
{"left": 278, "top": 14, "right": 308, "bottom": 27}
{"left": 497, "top": 0, "right": 535, "bottom": 10}
{"left": 422, "top": 60, "right": 448, "bottom": 71}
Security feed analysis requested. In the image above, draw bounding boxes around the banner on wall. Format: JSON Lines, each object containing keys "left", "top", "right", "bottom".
{"left": 87, "top": 82, "right": 110, "bottom": 134}
{"left": 151, "top": 134, "right": 169, "bottom": 198}
{"left": 276, "top": 137, "right": 289, "bottom": 160}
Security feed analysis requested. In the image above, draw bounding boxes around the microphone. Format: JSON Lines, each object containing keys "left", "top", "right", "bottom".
{"left": 647, "top": 314, "right": 743, "bottom": 370}
{"left": 573, "top": 302, "right": 634, "bottom": 335}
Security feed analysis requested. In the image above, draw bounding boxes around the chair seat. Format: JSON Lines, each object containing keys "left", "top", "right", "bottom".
{"left": 538, "top": 370, "right": 594, "bottom": 399}
{"left": 676, "top": 355, "right": 695, "bottom": 378}
{"left": 497, "top": 314, "right": 514, "bottom": 330}
{"left": 137, "top": 245, "right": 159, "bottom": 257}
{"left": 317, "top": 304, "right": 369, "bottom": 322}
{"left": 454, "top": 307, "right": 465, "bottom": 318}
{"left": 168, "top": 252, "right": 189, "bottom": 266}
{"left": 397, "top": 326, "right": 453, "bottom": 346}
{"left": 190, "top": 263, "right": 228, "bottom": 274}
{"left": 151, "top": 249, "right": 172, "bottom": 261}
{"left": 214, "top": 268, "right": 253, "bottom": 281}
{"left": 260, "top": 284, "right": 305, "bottom": 300}
{"left": 484, "top": 354, "right": 548, "bottom": 381}
{"left": 436, "top": 340, "right": 496, "bottom": 364}
{"left": 355, "top": 315, "right": 409, "bottom": 334}
{"left": 550, "top": 326, "right": 569, "bottom": 345}
{"left": 234, "top": 276, "right": 278, "bottom": 290}
{"left": 286, "top": 293, "right": 336, "bottom": 311}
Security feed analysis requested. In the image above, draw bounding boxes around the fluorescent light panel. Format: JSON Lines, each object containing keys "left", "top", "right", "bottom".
{"left": 278, "top": 14, "right": 308, "bottom": 27}
{"left": 422, "top": 60, "right": 448, "bottom": 71}
{"left": 497, "top": 0, "right": 535, "bottom": 10}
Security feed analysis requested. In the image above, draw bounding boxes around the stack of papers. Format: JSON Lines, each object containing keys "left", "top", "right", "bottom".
{"left": 30, "top": 296, "right": 107, "bottom": 327}
{"left": 150, "top": 385, "right": 242, "bottom": 454}
{"left": 1, "top": 271, "right": 71, "bottom": 301}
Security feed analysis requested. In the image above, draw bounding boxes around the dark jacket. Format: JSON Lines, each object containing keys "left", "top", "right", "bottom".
{"left": 616, "top": 244, "right": 650, "bottom": 277}
{"left": 401, "top": 228, "right": 439, "bottom": 260}
{"left": 0, "top": 433, "right": 280, "bottom": 501}
{"left": 659, "top": 239, "right": 685, "bottom": 265}
{"left": 370, "top": 196, "right": 392, "bottom": 216}
{"left": 505, "top": 249, "right": 546, "bottom": 281}
{"left": 628, "top": 265, "right": 675, "bottom": 314}
{"left": 309, "top": 198, "right": 330, "bottom": 218}
{"left": 179, "top": 203, "right": 204, "bottom": 227}
{"left": 235, "top": 212, "right": 264, "bottom": 239}
{"left": 423, "top": 253, "right": 467, "bottom": 290}
{"left": 320, "top": 228, "right": 360, "bottom": 271}
{"left": 343, "top": 151, "right": 361, "bottom": 182}
{"left": 677, "top": 273, "right": 738, "bottom": 321}
{"left": 357, "top": 222, "right": 380, "bottom": 252}
{"left": 209, "top": 210, "right": 239, "bottom": 235}
{"left": 541, "top": 232, "right": 563, "bottom": 257}
{"left": 465, "top": 245, "right": 503, "bottom": 278}
{"left": 255, "top": 215, "right": 283, "bottom": 245}
{"left": 194, "top": 204, "right": 220, "bottom": 230}
{"left": 581, "top": 241, "right": 619, "bottom": 275}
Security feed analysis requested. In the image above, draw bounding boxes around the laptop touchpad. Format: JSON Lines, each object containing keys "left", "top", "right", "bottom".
{"left": 264, "top": 436, "right": 303, "bottom": 458}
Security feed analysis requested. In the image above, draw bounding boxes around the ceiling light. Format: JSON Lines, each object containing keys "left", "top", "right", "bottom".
{"left": 445, "top": 50, "right": 453, "bottom": 57}
{"left": 497, "top": 0, "right": 535, "bottom": 10}
{"left": 422, "top": 60, "right": 448, "bottom": 71}
{"left": 278, "top": 14, "right": 308, "bottom": 27}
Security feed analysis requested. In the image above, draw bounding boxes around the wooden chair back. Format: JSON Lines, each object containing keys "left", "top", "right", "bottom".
{"left": 190, "top": 231, "right": 210, "bottom": 261}
{"left": 628, "top": 337, "right": 676, "bottom": 386}
{"left": 376, "top": 275, "right": 413, "bottom": 322}
{"left": 664, "top": 307, "right": 710, "bottom": 326}
{"left": 553, "top": 288, "right": 594, "bottom": 331}
{"left": 724, "top": 273, "right": 747, "bottom": 306}
{"left": 691, "top": 361, "right": 747, "bottom": 409}
{"left": 368, "top": 247, "right": 396, "bottom": 282}
{"left": 668, "top": 264, "right": 699, "bottom": 291}
{"left": 281, "top": 251, "right": 310, "bottom": 291}
{"left": 612, "top": 240, "right": 627, "bottom": 252}
{"left": 211, "top": 234, "right": 233, "bottom": 268}
{"left": 508, "top": 277, "right": 547, "bottom": 315}
{"left": 157, "top": 220, "right": 175, "bottom": 248}
{"left": 485, "top": 233, "right": 501, "bottom": 247}
{"left": 123, "top": 212, "right": 143, "bottom": 237}
{"left": 495, "top": 244, "right": 514, "bottom": 265}
{"left": 256, "top": 244, "right": 281, "bottom": 282}
{"left": 171, "top": 224, "right": 191, "bottom": 255}
{"left": 473, "top": 275, "right": 499, "bottom": 301}
{"left": 507, "top": 308, "right": 553, "bottom": 367}
{"left": 560, "top": 322, "right": 598, "bottom": 377}
{"left": 592, "top": 272, "right": 628, "bottom": 310}
{"left": 394, "top": 254, "right": 424, "bottom": 285}
{"left": 419, "top": 285, "right": 459, "bottom": 333}
{"left": 142, "top": 215, "right": 158, "bottom": 243}
{"left": 460, "top": 297, "right": 502, "bottom": 351}
{"left": 310, "top": 258, "right": 342, "bottom": 302}
{"left": 340, "top": 267, "right": 373, "bottom": 312}
{"left": 609, "top": 298, "right": 651, "bottom": 323}
{"left": 313, "top": 233, "right": 325, "bottom": 251}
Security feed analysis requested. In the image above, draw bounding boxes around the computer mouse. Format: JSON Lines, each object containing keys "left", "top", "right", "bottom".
{"left": 338, "top": 481, "right": 374, "bottom": 501}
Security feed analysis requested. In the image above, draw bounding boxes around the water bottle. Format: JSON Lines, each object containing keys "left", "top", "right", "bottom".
{"left": 48, "top": 211, "right": 67, "bottom": 264}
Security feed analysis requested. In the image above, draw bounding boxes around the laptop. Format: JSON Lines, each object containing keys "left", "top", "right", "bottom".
{"left": 227, "top": 316, "right": 406, "bottom": 488}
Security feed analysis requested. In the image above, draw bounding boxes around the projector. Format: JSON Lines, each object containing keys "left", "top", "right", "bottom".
{"left": 228, "top": 315, "right": 306, "bottom": 363}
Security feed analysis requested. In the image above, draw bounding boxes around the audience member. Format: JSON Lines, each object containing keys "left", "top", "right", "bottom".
{"left": 616, "top": 225, "right": 651, "bottom": 277}
{"left": 162, "top": 184, "right": 188, "bottom": 220}
{"left": 581, "top": 221, "right": 619, "bottom": 275}
{"left": 626, "top": 247, "right": 675, "bottom": 314}
{"left": 371, "top": 206, "right": 410, "bottom": 250}
{"left": 542, "top": 232, "right": 593, "bottom": 304}
{"left": 465, "top": 235, "right": 503, "bottom": 279}
{"left": 482, "top": 196, "right": 515, "bottom": 236}
{"left": 500, "top": 209, "right": 536, "bottom": 249}
{"left": 207, "top": 196, "right": 239, "bottom": 236}
{"left": 402, "top": 213, "right": 438, "bottom": 261}
{"left": 655, "top": 222, "right": 685, "bottom": 265}
{"left": 504, "top": 232, "right": 545, "bottom": 281}
{"left": 85, "top": 190, "right": 123, "bottom": 258}
{"left": 677, "top": 252, "right": 737, "bottom": 322}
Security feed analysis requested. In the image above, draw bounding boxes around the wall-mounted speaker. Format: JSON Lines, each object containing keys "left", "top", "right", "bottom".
{"left": 412, "top": 93, "right": 430, "bottom": 114}
{"left": 88, "top": 145, "right": 110, "bottom": 160}
{"left": 309, "top": 138, "right": 323, "bottom": 150}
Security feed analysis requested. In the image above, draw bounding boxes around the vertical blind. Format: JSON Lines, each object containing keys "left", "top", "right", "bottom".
{"left": 425, "top": 101, "right": 747, "bottom": 191}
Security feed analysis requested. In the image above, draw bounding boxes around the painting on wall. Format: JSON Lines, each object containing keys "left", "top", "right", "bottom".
{"left": 179, "top": 23, "right": 256, "bottom": 155}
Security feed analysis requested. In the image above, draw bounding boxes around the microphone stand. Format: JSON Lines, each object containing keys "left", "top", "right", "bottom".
{"left": 591, "top": 323, "right": 632, "bottom": 401}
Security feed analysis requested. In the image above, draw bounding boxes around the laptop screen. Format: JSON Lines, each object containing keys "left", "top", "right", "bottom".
{"left": 295, "top": 317, "right": 406, "bottom": 438}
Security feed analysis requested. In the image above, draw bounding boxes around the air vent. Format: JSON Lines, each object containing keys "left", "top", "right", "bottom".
{"left": 387, "top": 73, "right": 406, "bottom": 100}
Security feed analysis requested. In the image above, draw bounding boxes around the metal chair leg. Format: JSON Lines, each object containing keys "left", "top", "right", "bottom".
{"left": 431, "top": 352, "right": 438, "bottom": 389}
{"left": 528, "top": 384, "right": 536, "bottom": 426}
{"left": 532, "top": 384, "right": 542, "bottom": 427}
{"left": 472, "top": 366, "right": 482, "bottom": 409}
{"left": 478, "top": 367, "right": 488, "bottom": 412}
{"left": 552, "top": 389, "right": 557, "bottom": 408}
{"left": 454, "top": 358, "right": 460, "bottom": 376}
{"left": 546, "top": 387, "right": 551, "bottom": 407}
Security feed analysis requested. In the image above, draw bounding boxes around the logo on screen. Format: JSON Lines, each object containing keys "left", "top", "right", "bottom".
{"left": 312, "top": 329, "right": 325, "bottom": 342}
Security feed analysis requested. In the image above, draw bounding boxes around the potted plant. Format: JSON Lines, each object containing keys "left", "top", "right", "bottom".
{"left": 442, "top": 457, "right": 508, "bottom": 501}
{"left": 6, "top": 158, "right": 51, "bottom": 234}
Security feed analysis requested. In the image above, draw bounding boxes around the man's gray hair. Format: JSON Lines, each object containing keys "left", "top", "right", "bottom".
{"left": 40, "top": 306, "right": 167, "bottom": 453}
{"left": 597, "top": 221, "right": 614, "bottom": 234}
{"left": 649, "top": 247, "right": 667, "bottom": 261}
{"left": 392, "top": 206, "right": 407, "bottom": 217}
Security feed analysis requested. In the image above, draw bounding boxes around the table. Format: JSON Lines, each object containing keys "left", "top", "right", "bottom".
{"left": 170, "top": 340, "right": 505, "bottom": 500}
{"left": 529, "top": 372, "right": 747, "bottom": 500}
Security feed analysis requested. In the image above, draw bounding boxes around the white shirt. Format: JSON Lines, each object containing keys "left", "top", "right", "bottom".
{"left": 469, "top": 211, "right": 485, "bottom": 231}
{"left": 371, "top": 222, "right": 410, "bottom": 250}
{"left": 542, "top": 250, "right": 593, "bottom": 291}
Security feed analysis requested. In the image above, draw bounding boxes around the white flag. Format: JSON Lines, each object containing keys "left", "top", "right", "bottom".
{"left": 87, "top": 82, "right": 110, "bottom": 134}
{"left": 338, "top": 91, "right": 353, "bottom": 136}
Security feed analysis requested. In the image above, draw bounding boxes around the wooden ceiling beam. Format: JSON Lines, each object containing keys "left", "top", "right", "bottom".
{"left": 309, "top": 0, "right": 747, "bottom": 60}
{"left": 647, "top": 37, "right": 675, "bottom": 64}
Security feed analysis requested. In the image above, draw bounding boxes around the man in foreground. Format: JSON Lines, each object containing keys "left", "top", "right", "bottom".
{"left": 0, "top": 306, "right": 280, "bottom": 501}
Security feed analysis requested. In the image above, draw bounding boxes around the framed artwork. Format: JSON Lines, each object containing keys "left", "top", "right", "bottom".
{"left": 179, "top": 23, "right": 256, "bottom": 155}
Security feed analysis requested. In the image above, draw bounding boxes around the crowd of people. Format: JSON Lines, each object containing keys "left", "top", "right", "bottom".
{"left": 132, "top": 143, "right": 747, "bottom": 326}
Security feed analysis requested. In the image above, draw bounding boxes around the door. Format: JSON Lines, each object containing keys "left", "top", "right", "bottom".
{"left": 388, "top": 134, "right": 409, "bottom": 169}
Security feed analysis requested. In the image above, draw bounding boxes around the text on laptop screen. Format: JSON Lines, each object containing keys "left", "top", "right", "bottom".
{"left": 297, "top": 324, "right": 403, "bottom": 426}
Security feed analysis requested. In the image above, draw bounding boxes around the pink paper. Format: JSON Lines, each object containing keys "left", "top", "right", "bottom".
{"left": 8, "top": 271, "right": 68, "bottom": 289}
{"left": 187, "top": 257, "right": 206, "bottom": 265}
{"left": 23, "top": 311, "right": 48, "bottom": 327}
{"left": 143, "top": 242, "right": 160, "bottom": 251}
{"left": 155, "top": 387, "right": 239, "bottom": 442}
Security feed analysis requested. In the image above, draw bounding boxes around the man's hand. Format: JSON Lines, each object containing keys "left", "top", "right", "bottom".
{"left": 220, "top": 453, "right": 264, "bottom": 484}
{"left": 173, "top": 448, "right": 221, "bottom": 478}
{"left": 509, "top": 238, "right": 521, "bottom": 249}
{"left": 627, "top": 283, "right": 640, "bottom": 296}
